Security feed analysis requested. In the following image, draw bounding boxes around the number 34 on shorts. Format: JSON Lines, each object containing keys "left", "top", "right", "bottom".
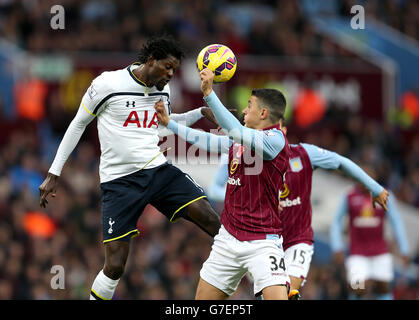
{"left": 269, "top": 255, "right": 286, "bottom": 272}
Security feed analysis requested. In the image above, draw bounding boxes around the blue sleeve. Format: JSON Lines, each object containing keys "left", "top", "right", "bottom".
{"left": 386, "top": 193, "right": 410, "bottom": 255}
{"left": 301, "top": 143, "right": 383, "bottom": 197}
{"left": 207, "top": 154, "right": 229, "bottom": 202}
{"left": 329, "top": 194, "right": 348, "bottom": 252}
{"left": 167, "top": 119, "right": 231, "bottom": 154}
{"left": 204, "top": 91, "right": 285, "bottom": 160}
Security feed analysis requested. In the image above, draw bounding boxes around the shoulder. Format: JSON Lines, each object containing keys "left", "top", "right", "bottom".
{"left": 300, "top": 143, "right": 338, "bottom": 160}
{"left": 301, "top": 143, "right": 328, "bottom": 154}
{"left": 92, "top": 67, "right": 130, "bottom": 93}
{"left": 262, "top": 129, "right": 285, "bottom": 149}
{"left": 263, "top": 128, "right": 284, "bottom": 138}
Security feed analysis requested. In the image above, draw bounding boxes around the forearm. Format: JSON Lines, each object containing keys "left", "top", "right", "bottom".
{"left": 330, "top": 197, "right": 348, "bottom": 252}
{"left": 159, "top": 108, "right": 204, "bottom": 137}
{"left": 204, "top": 91, "right": 241, "bottom": 132}
{"left": 170, "top": 108, "right": 203, "bottom": 127}
{"left": 203, "top": 91, "right": 284, "bottom": 159}
{"left": 167, "top": 119, "right": 230, "bottom": 154}
{"left": 337, "top": 155, "right": 383, "bottom": 197}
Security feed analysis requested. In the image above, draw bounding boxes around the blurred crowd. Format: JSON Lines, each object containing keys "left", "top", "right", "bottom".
{"left": 338, "top": 0, "right": 419, "bottom": 40}
{"left": 1, "top": 0, "right": 418, "bottom": 56}
{"left": 0, "top": 0, "right": 359, "bottom": 58}
{"left": 0, "top": 0, "right": 418, "bottom": 300}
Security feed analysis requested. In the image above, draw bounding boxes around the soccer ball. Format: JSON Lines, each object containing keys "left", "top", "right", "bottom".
{"left": 196, "top": 44, "right": 237, "bottom": 83}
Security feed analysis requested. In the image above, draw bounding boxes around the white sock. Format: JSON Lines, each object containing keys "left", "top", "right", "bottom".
{"left": 90, "top": 269, "right": 120, "bottom": 300}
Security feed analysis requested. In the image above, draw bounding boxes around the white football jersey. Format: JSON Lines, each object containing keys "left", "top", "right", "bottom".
{"left": 49, "top": 63, "right": 202, "bottom": 183}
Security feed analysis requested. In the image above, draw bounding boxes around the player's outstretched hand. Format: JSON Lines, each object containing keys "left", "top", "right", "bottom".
{"left": 39, "top": 173, "right": 59, "bottom": 208}
{"left": 154, "top": 100, "right": 170, "bottom": 126}
{"left": 200, "top": 68, "right": 214, "bottom": 97}
{"left": 372, "top": 188, "right": 389, "bottom": 211}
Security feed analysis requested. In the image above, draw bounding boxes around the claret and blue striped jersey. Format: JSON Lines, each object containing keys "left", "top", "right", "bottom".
{"left": 167, "top": 90, "right": 290, "bottom": 241}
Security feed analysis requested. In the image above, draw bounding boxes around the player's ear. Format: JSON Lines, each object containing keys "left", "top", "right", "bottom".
{"left": 260, "top": 108, "right": 269, "bottom": 120}
{"left": 146, "top": 55, "right": 155, "bottom": 67}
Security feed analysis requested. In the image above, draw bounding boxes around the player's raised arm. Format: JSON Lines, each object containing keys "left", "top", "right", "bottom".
{"left": 158, "top": 107, "right": 219, "bottom": 137}
{"left": 155, "top": 101, "right": 231, "bottom": 154}
{"left": 200, "top": 68, "right": 244, "bottom": 133}
{"left": 301, "top": 143, "right": 389, "bottom": 210}
{"left": 200, "top": 69, "right": 286, "bottom": 160}
{"left": 170, "top": 107, "right": 219, "bottom": 127}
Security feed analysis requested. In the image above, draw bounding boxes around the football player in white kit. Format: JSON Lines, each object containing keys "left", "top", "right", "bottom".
{"left": 38, "top": 36, "right": 221, "bottom": 300}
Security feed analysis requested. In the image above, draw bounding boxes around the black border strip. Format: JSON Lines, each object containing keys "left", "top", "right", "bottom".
{"left": 92, "top": 92, "right": 170, "bottom": 115}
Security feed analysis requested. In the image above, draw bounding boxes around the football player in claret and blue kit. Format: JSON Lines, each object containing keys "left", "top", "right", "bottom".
{"left": 155, "top": 68, "right": 292, "bottom": 300}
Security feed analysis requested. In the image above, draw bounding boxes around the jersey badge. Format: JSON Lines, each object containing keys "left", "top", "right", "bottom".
{"left": 88, "top": 85, "right": 97, "bottom": 99}
{"left": 289, "top": 157, "right": 303, "bottom": 172}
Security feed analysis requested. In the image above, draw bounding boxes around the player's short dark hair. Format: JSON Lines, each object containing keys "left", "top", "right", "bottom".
{"left": 138, "top": 35, "right": 185, "bottom": 63}
{"left": 251, "top": 88, "right": 287, "bottom": 123}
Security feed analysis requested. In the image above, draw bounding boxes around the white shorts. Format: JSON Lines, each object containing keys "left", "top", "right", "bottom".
{"left": 200, "top": 225, "right": 290, "bottom": 296}
{"left": 345, "top": 253, "right": 394, "bottom": 287}
{"left": 284, "top": 243, "right": 314, "bottom": 287}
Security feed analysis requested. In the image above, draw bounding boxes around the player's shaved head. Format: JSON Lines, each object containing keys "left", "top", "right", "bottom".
{"left": 138, "top": 35, "right": 185, "bottom": 63}
{"left": 251, "top": 88, "right": 287, "bottom": 123}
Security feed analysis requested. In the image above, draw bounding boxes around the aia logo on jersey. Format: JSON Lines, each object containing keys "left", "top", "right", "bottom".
{"left": 123, "top": 110, "right": 159, "bottom": 128}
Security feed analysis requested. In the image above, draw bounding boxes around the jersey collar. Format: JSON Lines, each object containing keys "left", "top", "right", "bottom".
{"left": 127, "top": 62, "right": 148, "bottom": 87}
{"left": 262, "top": 123, "right": 281, "bottom": 131}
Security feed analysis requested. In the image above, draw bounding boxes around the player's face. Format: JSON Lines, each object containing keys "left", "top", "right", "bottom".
{"left": 243, "top": 96, "right": 262, "bottom": 129}
{"left": 148, "top": 55, "right": 180, "bottom": 91}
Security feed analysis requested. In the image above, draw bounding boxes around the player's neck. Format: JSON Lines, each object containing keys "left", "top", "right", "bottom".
{"left": 132, "top": 64, "right": 151, "bottom": 87}
{"left": 254, "top": 120, "right": 275, "bottom": 130}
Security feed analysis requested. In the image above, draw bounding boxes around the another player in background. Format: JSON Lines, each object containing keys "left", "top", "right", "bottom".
{"left": 155, "top": 68, "right": 291, "bottom": 300}
{"left": 39, "top": 36, "right": 221, "bottom": 300}
{"left": 208, "top": 142, "right": 390, "bottom": 300}
{"left": 207, "top": 109, "right": 240, "bottom": 204}
{"left": 330, "top": 165, "right": 409, "bottom": 300}
{"left": 207, "top": 153, "right": 229, "bottom": 203}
